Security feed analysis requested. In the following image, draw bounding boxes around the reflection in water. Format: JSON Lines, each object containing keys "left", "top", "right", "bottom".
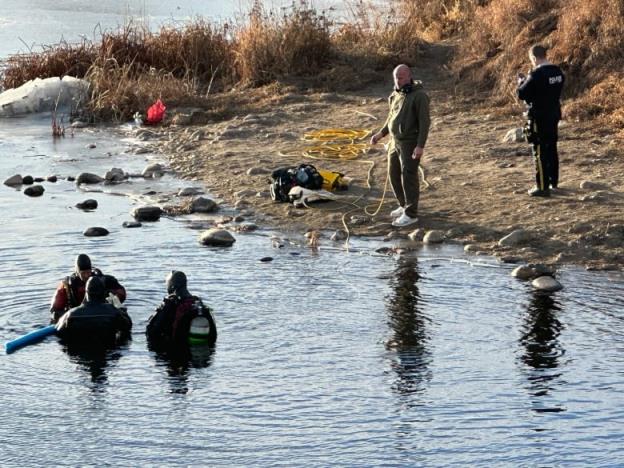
{"left": 385, "top": 257, "right": 432, "bottom": 400}
{"left": 519, "top": 290, "right": 566, "bottom": 413}
{"left": 62, "top": 344, "right": 127, "bottom": 393}
{"left": 149, "top": 343, "right": 215, "bottom": 394}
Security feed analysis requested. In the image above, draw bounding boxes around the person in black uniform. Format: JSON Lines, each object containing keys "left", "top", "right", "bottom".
{"left": 517, "top": 45, "right": 565, "bottom": 197}
{"left": 56, "top": 276, "right": 132, "bottom": 346}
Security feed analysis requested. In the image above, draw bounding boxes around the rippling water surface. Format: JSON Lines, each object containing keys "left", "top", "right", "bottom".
{"left": 1, "top": 116, "right": 623, "bottom": 466}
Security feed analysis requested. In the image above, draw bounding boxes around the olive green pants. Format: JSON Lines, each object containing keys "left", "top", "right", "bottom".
{"left": 388, "top": 140, "right": 420, "bottom": 218}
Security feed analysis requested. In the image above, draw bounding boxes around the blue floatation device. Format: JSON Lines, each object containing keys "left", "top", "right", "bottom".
{"left": 5, "top": 325, "right": 57, "bottom": 354}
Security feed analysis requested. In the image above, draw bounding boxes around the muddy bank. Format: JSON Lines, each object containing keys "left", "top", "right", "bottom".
{"left": 142, "top": 48, "right": 623, "bottom": 271}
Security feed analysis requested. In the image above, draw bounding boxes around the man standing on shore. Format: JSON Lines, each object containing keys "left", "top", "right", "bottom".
{"left": 517, "top": 45, "right": 565, "bottom": 197}
{"left": 370, "top": 64, "right": 431, "bottom": 227}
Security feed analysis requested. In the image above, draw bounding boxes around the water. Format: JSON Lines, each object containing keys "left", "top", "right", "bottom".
{"left": 0, "top": 0, "right": 344, "bottom": 59}
{"left": 2, "top": 3, "right": 624, "bottom": 466}
{"left": 1, "top": 117, "right": 624, "bottom": 465}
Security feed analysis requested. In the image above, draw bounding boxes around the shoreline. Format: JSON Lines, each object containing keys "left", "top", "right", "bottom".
{"left": 149, "top": 50, "right": 623, "bottom": 272}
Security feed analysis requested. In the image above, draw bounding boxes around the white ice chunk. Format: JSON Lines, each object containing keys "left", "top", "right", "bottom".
{"left": 0, "top": 76, "right": 89, "bottom": 117}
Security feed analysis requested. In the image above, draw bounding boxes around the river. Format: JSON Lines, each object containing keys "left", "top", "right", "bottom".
{"left": 1, "top": 2, "right": 624, "bottom": 467}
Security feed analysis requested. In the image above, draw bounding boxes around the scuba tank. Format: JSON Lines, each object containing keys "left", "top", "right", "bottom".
{"left": 188, "top": 315, "right": 213, "bottom": 345}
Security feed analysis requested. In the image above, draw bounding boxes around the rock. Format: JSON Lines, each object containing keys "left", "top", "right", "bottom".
{"left": 234, "top": 200, "right": 248, "bottom": 209}
{"left": 132, "top": 206, "right": 162, "bottom": 222}
{"left": 237, "top": 223, "right": 258, "bottom": 232}
{"left": 498, "top": 229, "right": 530, "bottom": 247}
{"left": 178, "top": 187, "right": 204, "bottom": 197}
{"left": 86, "top": 143, "right": 96, "bottom": 149}
{"left": 503, "top": 127, "right": 525, "bottom": 143}
{"left": 529, "top": 263, "right": 556, "bottom": 277}
{"left": 500, "top": 256, "right": 521, "bottom": 263}
{"left": 408, "top": 228, "right": 426, "bottom": 241}
{"left": 199, "top": 228, "right": 236, "bottom": 247}
{"left": 24, "top": 185, "right": 44, "bottom": 197}
{"left": 76, "top": 172, "right": 104, "bottom": 185}
{"left": 76, "top": 199, "right": 98, "bottom": 210}
{"left": 34, "top": 177, "right": 45, "bottom": 182}
{"left": 22, "top": 175, "right": 34, "bottom": 185}
{"left": 83, "top": 227, "right": 109, "bottom": 237}
{"left": 511, "top": 265, "right": 536, "bottom": 280}
{"left": 246, "top": 167, "right": 270, "bottom": 176}
{"left": 350, "top": 215, "right": 369, "bottom": 226}
{"left": 46, "top": 175, "right": 58, "bottom": 183}
{"left": 331, "top": 230, "right": 348, "bottom": 241}
{"left": 385, "top": 231, "right": 407, "bottom": 241}
{"left": 232, "top": 215, "right": 245, "bottom": 223}
{"left": 423, "top": 230, "right": 445, "bottom": 244}
{"left": 531, "top": 276, "right": 563, "bottom": 292}
{"left": 190, "top": 197, "right": 218, "bottom": 213}
{"left": 260, "top": 257, "right": 273, "bottom": 262}
{"left": 4, "top": 174, "right": 22, "bottom": 186}
{"left": 104, "top": 168, "right": 126, "bottom": 182}
{"left": 122, "top": 221, "right": 142, "bottom": 228}
{"left": 580, "top": 180, "right": 605, "bottom": 190}
{"left": 235, "top": 189, "right": 256, "bottom": 198}
{"left": 464, "top": 244, "right": 479, "bottom": 252}
{"left": 142, "top": 163, "right": 164, "bottom": 178}
{"left": 171, "top": 113, "right": 192, "bottom": 126}
{"left": 70, "top": 120, "right": 89, "bottom": 128}
{"left": 67, "top": 176, "right": 75, "bottom": 182}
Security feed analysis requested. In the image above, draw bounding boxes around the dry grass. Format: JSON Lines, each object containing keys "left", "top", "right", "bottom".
{"left": 2, "top": 41, "right": 96, "bottom": 90}
{"left": 234, "top": 2, "right": 332, "bottom": 86}
{"left": 3, "top": 0, "right": 622, "bottom": 131}
{"left": 449, "top": 0, "right": 624, "bottom": 130}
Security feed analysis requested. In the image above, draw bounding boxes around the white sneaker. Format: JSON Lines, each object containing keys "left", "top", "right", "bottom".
{"left": 392, "top": 212, "right": 418, "bottom": 227}
{"left": 390, "top": 206, "right": 404, "bottom": 218}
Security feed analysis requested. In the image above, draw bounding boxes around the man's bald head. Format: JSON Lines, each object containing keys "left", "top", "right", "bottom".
{"left": 393, "top": 64, "right": 412, "bottom": 89}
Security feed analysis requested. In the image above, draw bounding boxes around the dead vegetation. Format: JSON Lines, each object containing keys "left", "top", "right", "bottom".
{"left": 1, "top": 0, "right": 622, "bottom": 133}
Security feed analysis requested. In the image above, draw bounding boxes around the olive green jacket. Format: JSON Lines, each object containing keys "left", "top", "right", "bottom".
{"left": 380, "top": 80, "right": 430, "bottom": 148}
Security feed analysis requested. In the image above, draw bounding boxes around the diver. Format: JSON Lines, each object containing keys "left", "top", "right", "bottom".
{"left": 146, "top": 271, "right": 217, "bottom": 348}
{"left": 55, "top": 276, "right": 132, "bottom": 346}
{"left": 50, "top": 253, "right": 127, "bottom": 323}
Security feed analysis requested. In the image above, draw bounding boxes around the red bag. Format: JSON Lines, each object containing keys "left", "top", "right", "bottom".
{"left": 145, "top": 99, "right": 166, "bottom": 125}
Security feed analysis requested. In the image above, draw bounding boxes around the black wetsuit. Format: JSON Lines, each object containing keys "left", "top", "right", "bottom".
{"left": 146, "top": 295, "right": 217, "bottom": 347}
{"left": 518, "top": 63, "right": 565, "bottom": 191}
{"left": 56, "top": 300, "right": 132, "bottom": 346}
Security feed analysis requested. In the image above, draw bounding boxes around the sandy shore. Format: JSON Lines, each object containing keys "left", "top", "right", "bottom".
{"left": 153, "top": 44, "right": 623, "bottom": 270}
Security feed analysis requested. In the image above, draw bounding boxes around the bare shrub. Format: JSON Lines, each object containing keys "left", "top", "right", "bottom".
{"left": 234, "top": 1, "right": 332, "bottom": 86}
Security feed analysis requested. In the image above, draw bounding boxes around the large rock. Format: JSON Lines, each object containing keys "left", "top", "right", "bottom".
{"left": 4, "top": 174, "right": 23, "bottom": 186}
{"left": 409, "top": 228, "right": 426, "bottom": 241}
{"left": 190, "top": 197, "right": 218, "bottom": 213}
{"left": 76, "top": 199, "right": 98, "bottom": 210}
{"left": 498, "top": 229, "right": 530, "bottom": 247}
{"left": 76, "top": 172, "right": 104, "bottom": 185}
{"left": 199, "top": 228, "right": 236, "bottom": 247}
{"left": 83, "top": 227, "right": 109, "bottom": 237}
{"left": 178, "top": 187, "right": 204, "bottom": 197}
{"left": 24, "top": 185, "right": 44, "bottom": 197}
{"left": 132, "top": 206, "right": 162, "bottom": 222}
{"left": 531, "top": 276, "right": 563, "bottom": 292}
{"left": 142, "top": 163, "right": 164, "bottom": 178}
{"left": 423, "top": 230, "right": 445, "bottom": 244}
{"left": 511, "top": 265, "right": 536, "bottom": 280}
{"left": 105, "top": 168, "right": 126, "bottom": 183}
{"left": 22, "top": 175, "right": 34, "bottom": 185}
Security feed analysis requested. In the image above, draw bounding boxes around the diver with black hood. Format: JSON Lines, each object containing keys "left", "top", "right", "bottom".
{"left": 146, "top": 271, "right": 217, "bottom": 348}
{"left": 56, "top": 276, "right": 132, "bottom": 346}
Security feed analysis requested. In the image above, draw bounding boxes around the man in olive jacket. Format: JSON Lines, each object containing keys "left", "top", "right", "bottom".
{"left": 370, "top": 64, "right": 431, "bottom": 227}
